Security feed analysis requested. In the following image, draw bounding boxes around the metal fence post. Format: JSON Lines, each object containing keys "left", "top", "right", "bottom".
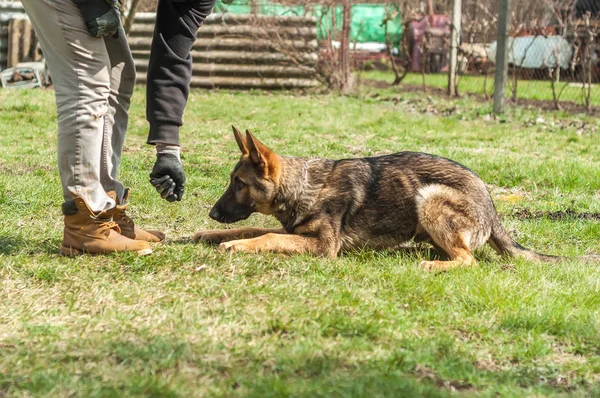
{"left": 493, "top": 0, "right": 511, "bottom": 114}
{"left": 339, "top": 0, "right": 352, "bottom": 93}
{"left": 448, "top": 0, "right": 461, "bottom": 96}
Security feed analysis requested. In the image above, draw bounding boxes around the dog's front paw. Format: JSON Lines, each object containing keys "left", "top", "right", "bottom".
{"left": 193, "top": 230, "right": 227, "bottom": 245}
{"left": 218, "top": 240, "right": 254, "bottom": 253}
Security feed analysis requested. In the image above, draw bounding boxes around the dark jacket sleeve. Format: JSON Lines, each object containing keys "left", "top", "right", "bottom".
{"left": 146, "top": 0, "right": 216, "bottom": 146}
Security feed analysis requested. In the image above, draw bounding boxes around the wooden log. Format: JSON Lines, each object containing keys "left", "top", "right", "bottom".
{"left": 133, "top": 12, "right": 317, "bottom": 27}
{"left": 7, "top": 18, "right": 21, "bottom": 68}
{"left": 131, "top": 50, "right": 318, "bottom": 65}
{"left": 20, "top": 19, "right": 31, "bottom": 61}
{"left": 0, "top": 27, "right": 8, "bottom": 68}
{"left": 134, "top": 60, "right": 315, "bottom": 78}
{"left": 127, "top": 37, "right": 317, "bottom": 52}
{"left": 128, "top": 24, "right": 317, "bottom": 40}
{"left": 135, "top": 74, "right": 318, "bottom": 89}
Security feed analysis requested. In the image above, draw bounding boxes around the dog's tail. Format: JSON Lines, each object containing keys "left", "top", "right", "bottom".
{"left": 489, "top": 216, "right": 600, "bottom": 263}
{"left": 488, "top": 216, "right": 600, "bottom": 263}
{"left": 488, "top": 217, "right": 561, "bottom": 263}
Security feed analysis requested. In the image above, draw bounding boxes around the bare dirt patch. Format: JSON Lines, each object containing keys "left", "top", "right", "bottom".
{"left": 512, "top": 208, "right": 600, "bottom": 221}
{"left": 413, "top": 364, "right": 475, "bottom": 392}
{"left": 363, "top": 79, "right": 599, "bottom": 116}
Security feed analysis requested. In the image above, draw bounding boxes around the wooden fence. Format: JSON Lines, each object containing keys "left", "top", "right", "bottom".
{"left": 0, "top": 1, "right": 29, "bottom": 70}
{"left": 2, "top": 17, "right": 40, "bottom": 69}
{"left": 0, "top": 19, "right": 6, "bottom": 70}
{"left": 0, "top": 4, "right": 319, "bottom": 89}
{"left": 130, "top": 13, "right": 318, "bottom": 89}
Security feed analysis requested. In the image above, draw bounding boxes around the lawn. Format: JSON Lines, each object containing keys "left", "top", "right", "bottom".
{"left": 1, "top": 84, "right": 600, "bottom": 397}
{"left": 361, "top": 71, "right": 600, "bottom": 108}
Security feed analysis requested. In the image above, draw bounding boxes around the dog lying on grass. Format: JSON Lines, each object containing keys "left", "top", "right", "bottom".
{"left": 194, "top": 126, "right": 586, "bottom": 271}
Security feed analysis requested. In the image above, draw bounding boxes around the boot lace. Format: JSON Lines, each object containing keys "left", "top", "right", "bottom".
{"left": 91, "top": 216, "right": 120, "bottom": 232}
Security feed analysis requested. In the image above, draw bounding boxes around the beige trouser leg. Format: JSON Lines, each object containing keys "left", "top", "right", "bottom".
{"left": 21, "top": 0, "right": 136, "bottom": 212}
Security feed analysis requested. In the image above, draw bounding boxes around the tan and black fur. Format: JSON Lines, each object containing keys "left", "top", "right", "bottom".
{"left": 194, "top": 126, "right": 561, "bottom": 271}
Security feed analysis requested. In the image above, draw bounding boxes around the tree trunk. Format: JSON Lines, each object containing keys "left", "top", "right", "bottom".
{"left": 124, "top": 0, "right": 142, "bottom": 35}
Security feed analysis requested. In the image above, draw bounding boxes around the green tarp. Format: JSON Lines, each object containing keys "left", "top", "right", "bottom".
{"left": 213, "top": 1, "right": 402, "bottom": 44}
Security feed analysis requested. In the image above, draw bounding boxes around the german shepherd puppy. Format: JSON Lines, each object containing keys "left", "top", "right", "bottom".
{"left": 194, "top": 126, "right": 559, "bottom": 271}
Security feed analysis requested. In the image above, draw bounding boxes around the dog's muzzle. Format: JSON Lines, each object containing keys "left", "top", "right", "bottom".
{"left": 209, "top": 207, "right": 223, "bottom": 222}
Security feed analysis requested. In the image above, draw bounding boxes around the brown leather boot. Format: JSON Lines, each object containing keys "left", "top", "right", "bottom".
{"left": 59, "top": 198, "right": 152, "bottom": 256}
{"left": 106, "top": 189, "right": 165, "bottom": 243}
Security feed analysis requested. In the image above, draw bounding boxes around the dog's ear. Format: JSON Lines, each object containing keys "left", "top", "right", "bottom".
{"left": 245, "top": 130, "right": 280, "bottom": 179}
{"left": 232, "top": 125, "right": 248, "bottom": 155}
{"left": 245, "top": 130, "right": 270, "bottom": 166}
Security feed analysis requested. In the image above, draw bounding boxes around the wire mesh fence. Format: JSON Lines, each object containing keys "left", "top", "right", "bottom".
{"left": 179, "top": 0, "right": 598, "bottom": 112}
{"left": 387, "top": 0, "right": 599, "bottom": 112}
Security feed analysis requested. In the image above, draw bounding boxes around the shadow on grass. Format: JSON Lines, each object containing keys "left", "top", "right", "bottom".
{"left": 169, "top": 236, "right": 195, "bottom": 245}
{"left": 1, "top": 327, "right": 592, "bottom": 396}
{"left": 175, "top": 237, "right": 462, "bottom": 263}
{"left": 0, "top": 235, "right": 62, "bottom": 256}
{"left": 0, "top": 236, "right": 24, "bottom": 255}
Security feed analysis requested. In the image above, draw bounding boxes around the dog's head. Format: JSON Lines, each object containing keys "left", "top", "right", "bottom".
{"left": 209, "top": 126, "right": 282, "bottom": 223}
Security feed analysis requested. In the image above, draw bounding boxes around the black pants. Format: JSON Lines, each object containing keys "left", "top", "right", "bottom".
{"left": 146, "top": 0, "right": 217, "bottom": 146}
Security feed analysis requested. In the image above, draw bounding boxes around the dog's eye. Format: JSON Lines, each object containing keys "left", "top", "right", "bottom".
{"left": 234, "top": 177, "right": 246, "bottom": 191}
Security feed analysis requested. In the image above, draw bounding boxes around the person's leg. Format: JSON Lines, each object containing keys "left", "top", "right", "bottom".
{"left": 101, "top": 31, "right": 165, "bottom": 242}
{"left": 21, "top": 0, "right": 151, "bottom": 255}
{"left": 100, "top": 24, "right": 135, "bottom": 203}
{"left": 21, "top": 0, "right": 115, "bottom": 213}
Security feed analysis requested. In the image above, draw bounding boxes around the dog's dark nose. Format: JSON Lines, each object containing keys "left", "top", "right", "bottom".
{"left": 209, "top": 207, "right": 221, "bottom": 221}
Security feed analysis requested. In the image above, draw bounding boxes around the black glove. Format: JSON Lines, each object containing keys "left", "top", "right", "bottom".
{"left": 72, "top": 0, "right": 121, "bottom": 38}
{"left": 150, "top": 154, "right": 185, "bottom": 202}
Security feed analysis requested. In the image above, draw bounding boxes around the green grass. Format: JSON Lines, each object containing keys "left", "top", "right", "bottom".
{"left": 361, "top": 71, "right": 600, "bottom": 107}
{"left": 1, "top": 85, "right": 600, "bottom": 397}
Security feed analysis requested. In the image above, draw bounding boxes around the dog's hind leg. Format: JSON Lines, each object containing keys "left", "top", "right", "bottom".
{"left": 413, "top": 227, "right": 450, "bottom": 260}
{"left": 418, "top": 232, "right": 476, "bottom": 271}
{"left": 415, "top": 185, "right": 483, "bottom": 271}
